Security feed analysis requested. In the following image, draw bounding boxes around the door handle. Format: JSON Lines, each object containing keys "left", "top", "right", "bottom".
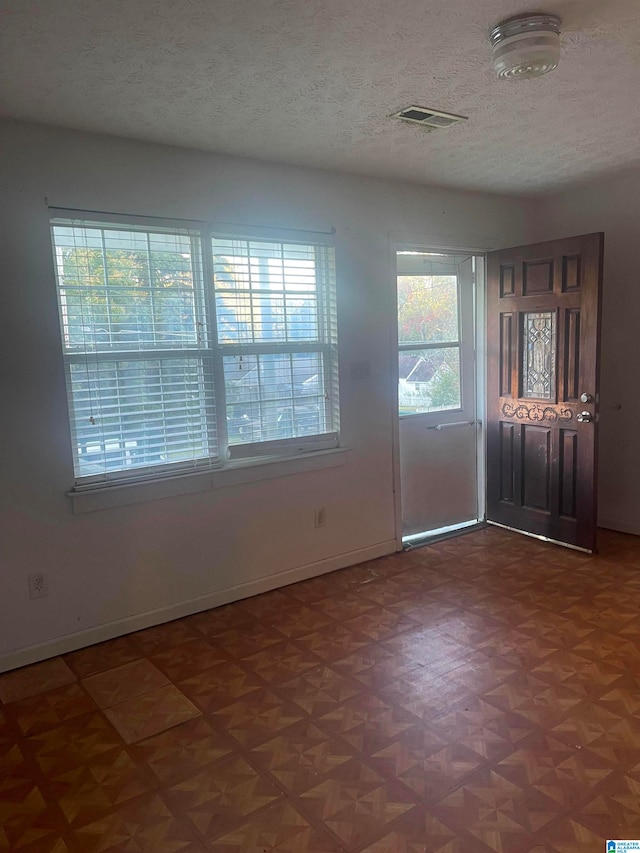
{"left": 427, "top": 420, "right": 477, "bottom": 431}
{"left": 577, "top": 411, "right": 593, "bottom": 423}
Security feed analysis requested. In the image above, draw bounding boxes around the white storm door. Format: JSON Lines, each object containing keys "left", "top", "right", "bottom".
{"left": 397, "top": 251, "right": 481, "bottom": 540}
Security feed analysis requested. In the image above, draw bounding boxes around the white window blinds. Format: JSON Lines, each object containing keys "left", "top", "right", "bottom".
{"left": 212, "top": 236, "right": 339, "bottom": 458}
{"left": 51, "top": 219, "right": 216, "bottom": 486}
{"left": 50, "top": 214, "right": 339, "bottom": 488}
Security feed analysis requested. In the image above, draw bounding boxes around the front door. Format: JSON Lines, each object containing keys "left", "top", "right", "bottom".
{"left": 486, "top": 234, "right": 604, "bottom": 552}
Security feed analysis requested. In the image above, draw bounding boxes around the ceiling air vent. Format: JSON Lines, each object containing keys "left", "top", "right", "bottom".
{"left": 390, "top": 105, "right": 468, "bottom": 130}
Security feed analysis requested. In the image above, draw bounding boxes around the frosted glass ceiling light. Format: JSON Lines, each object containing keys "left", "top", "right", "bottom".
{"left": 490, "top": 13, "right": 562, "bottom": 80}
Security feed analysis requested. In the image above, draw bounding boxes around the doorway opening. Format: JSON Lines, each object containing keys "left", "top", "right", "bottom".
{"left": 395, "top": 248, "right": 485, "bottom": 547}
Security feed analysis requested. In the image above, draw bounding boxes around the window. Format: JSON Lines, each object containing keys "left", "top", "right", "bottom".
{"left": 397, "top": 265, "right": 462, "bottom": 415}
{"left": 212, "top": 236, "right": 338, "bottom": 458}
{"left": 51, "top": 213, "right": 339, "bottom": 488}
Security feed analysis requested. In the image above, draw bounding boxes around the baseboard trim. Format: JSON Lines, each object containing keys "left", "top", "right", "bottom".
{"left": 0, "top": 539, "right": 398, "bottom": 673}
{"left": 599, "top": 517, "right": 640, "bottom": 537}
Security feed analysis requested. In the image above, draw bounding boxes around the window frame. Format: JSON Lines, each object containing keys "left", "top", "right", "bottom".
{"left": 211, "top": 238, "right": 338, "bottom": 460}
{"left": 396, "top": 269, "right": 464, "bottom": 419}
{"left": 50, "top": 209, "right": 340, "bottom": 492}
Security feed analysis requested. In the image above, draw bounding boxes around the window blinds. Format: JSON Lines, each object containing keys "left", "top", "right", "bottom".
{"left": 50, "top": 214, "right": 339, "bottom": 487}
{"left": 51, "top": 220, "right": 217, "bottom": 486}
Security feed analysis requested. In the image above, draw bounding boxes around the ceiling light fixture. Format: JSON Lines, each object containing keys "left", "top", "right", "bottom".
{"left": 490, "top": 13, "right": 562, "bottom": 80}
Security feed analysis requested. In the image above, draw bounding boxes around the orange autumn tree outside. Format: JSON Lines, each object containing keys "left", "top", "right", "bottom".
{"left": 397, "top": 275, "right": 460, "bottom": 411}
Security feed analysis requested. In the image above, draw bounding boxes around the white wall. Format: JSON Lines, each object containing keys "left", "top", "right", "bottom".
{"left": 0, "top": 120, "right": 535, "bottom": 670}
{"left": 534, "top": 171, "right": 640, "bottom": 535}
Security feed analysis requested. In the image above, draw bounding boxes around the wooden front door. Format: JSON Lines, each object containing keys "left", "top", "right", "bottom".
{"left": 486, "top": 234, "right": 604, "bottom": 552}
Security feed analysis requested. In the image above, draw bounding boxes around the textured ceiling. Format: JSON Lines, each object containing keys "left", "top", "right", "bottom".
{"left": 2, "top": 0, "right": 640, "bottom": 195}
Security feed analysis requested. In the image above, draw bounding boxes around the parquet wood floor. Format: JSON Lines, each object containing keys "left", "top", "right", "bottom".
{"left": 2, "top": 526, "right": 640, "bottom": 851}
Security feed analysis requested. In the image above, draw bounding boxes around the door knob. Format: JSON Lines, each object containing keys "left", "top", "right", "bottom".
{"left": 580, "top": 392, "right": 593, "bottom": 403}
{"left": 577, "top": 411, "right": 592, "bottom": 423}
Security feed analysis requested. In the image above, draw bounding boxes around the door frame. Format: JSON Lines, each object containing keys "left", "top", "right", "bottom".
{"left": 390, "top": 238, "right": 491, "bottom": 550}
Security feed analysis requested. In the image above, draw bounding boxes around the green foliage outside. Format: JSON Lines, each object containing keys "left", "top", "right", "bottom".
{"left": 57, "top": 241, "right": 197, "bottom": 349}
{"left": 426, "top": 352, "right": 461, "bottom": 409}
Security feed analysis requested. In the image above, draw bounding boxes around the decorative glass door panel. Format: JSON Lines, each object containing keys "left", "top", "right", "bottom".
{"left": 522, "top": 311, "right": 556, "bottom": 400}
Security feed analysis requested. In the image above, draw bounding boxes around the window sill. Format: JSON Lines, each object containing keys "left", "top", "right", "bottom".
{"left": 67, "top": 447, "right": 352, "bottom": 514}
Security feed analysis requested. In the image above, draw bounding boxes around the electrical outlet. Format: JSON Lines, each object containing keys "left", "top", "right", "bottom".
{"left": 314, "top": 506, "right": 327, "bottom": 528}
{"left": 28, "top": 573, "right": 49, "bottom": 599}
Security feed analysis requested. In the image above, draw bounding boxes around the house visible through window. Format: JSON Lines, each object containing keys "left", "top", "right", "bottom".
{"left": 50, "top": 214, "right": 339, "bottom": 487}
{"left": 397, "top": 272, "right": 461, "bottom": 414}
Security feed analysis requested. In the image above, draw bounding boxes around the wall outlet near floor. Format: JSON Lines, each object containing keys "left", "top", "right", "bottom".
{"left": 314, "top": 506, "right": 327, "bottom": 528}
{"left": 28, "top": 573, "right": 49, "bottom": 599}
